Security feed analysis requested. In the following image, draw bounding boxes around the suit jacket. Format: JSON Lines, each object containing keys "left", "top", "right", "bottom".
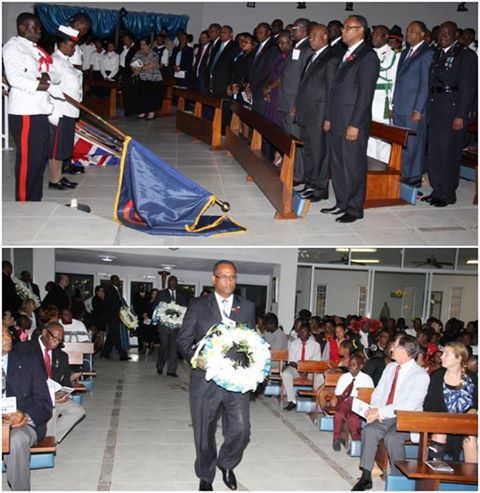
{"left": 6, "top": 350, "right": 53, "bottom": 441}
{"left": 16, "top": 339, "right": 72, "bottom": 387}
{"left": 157, "top": 288, "right": 188, "bottom": 307}
{"left": 370, "top": 359, "right": 430, "bottom": 419}
{"left": 193, "top": 42, "right": 211, "bottom": 92}
{"left": 392, "top": 42, "right": 434, "bottom": 117}
{"left": 326, "top": 41, "right": 379, "bottom": 134}
{"left": 206, "top": 38, "right": 222, "bottom": 76}
{"left": 278, "top": 37, "right": 313, "bottom": 113}
{"left": 42, "top": 283, "right": 70, "bottom": 311}
{"left": 329, "top": 39, "right": 348, "bottom": 59}
{"left": 247, "top": 37, "right": 278, "bottom": 98}
{"left": 177, "top": 292, "right": 256, "bottom": 362}
{"left": 2, "top": 272, "right": 22, "bottom": 315}
{"left": 209, "top": 40, "right": 241, "bottom": 97}
{"left": 170, "top": 46, "right": 194, "bottom": 86}
{"left": 104, "top": 284, "right": 124, "bottom": 321}
{"left": 295, "top": 48, "right": 339, "bottom": 125}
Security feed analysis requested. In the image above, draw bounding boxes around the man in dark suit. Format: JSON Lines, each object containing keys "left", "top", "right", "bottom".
{"left": 205, "top": 24, "right": 222, "bottom": 80}
{"left": 278, "top": 17, "right": 312, "bottom": 185}
{"left": 3, "top": 324, "right": 52, "bottom": 491}
{"left": 424, "top": 21, "right": 477, "bottom": 207}
{"left": 295, "top": 24, "right": 340, "bottom": 202}
{"left": 323, "top": 15, "right": 379, "bottom": 223}
{"left": 16, "top": 322, "right": 86, "bottom": 443}
{"left": 246, "top": 22, "right": 278, "bottom": 116}
{"left": 100, "top": 275, "right": 130, "bottom": 360}
{"left": 170, "top": 33, "right": 194, "bottom": 89}
{"left": 178, "top": 260, "right": 256, "bottom": 491}
{"left": 41, "top": 274, "right": 70, "bottom": 310}
{"left": 193, "top": 30, "right": 211, "bottom": 93}
{"left": 20, "top": 270, "right": 40, "bottom": 299}
{"left": 119, "top": 32, "right": 138, "bottom": 117}
{"left": 2, "top": 260, "right": 22, "bottom": 316}
{"left": 328, "top": 20, "right": 348, "bottom": 58}
{"left": 156, "top": 275, "right": 188, "bottom": 377}
{"left": 392, "top": 21, "right": 434, "bottom": 187}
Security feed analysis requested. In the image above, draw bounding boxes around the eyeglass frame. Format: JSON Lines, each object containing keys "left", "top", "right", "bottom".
{"left": 214, "top": 274, "right": 238, "bottom": 282}
{"left": 343, "top": 24, "right": 363, "bottom": 31}
{"left": 45, "top": 328, "right": 64, "bottom": 344}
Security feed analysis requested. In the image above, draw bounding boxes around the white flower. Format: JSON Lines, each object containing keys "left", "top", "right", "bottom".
{"left": 119, "top": 306, "right": 139, "bottom": 330}
{"left": 152, "top": 302, "right": 187, "bottom": 329}
{"left": 11, "top": 277, "right": 41, "bottom": 309}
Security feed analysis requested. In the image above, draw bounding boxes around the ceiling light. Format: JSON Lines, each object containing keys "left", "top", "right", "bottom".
{"left": 466, "top": 259, "right": 478, "bottom": 264}
{"left": 351, "top": 259, "right": 380, "bottom": 264}
{"left": 297, "top": 2, "right": 306, "bottom": 9}
{"left": 336, "top": 248, "right": 377, "bottom": 253}
{"left": 457, "top": 2, "right": 468, "bottom": 12}
{"left": 96, "top": 272, "right": 110, "bottom": 277}
{"left": 144, "top": 275, "right": 157, "bottom": 280}
{"left": 159, "top": 264, "right": 175, "bottom": 270}
{"left": 99, "top": 255, "right": 115, "bottom": 262}
{"left": 246, "top": 2, "right": 255, "bottom": 7}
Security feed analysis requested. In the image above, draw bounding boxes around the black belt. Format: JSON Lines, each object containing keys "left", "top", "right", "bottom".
{"left": 430, "top": 86, "right": 459, "bottom": 94}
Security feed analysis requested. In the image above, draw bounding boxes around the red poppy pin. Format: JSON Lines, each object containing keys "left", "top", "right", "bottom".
{"left": 232, "top": 306, "right": 241, "bottom": 314}
{"left": 347, "top": 54, "right": 354, "bottom": 62}
{"left": 412, "top": 51, "right": 418, "bottom": 58}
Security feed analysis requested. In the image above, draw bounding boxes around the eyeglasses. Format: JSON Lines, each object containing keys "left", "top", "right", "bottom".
{"left": 214, "top": 274, "right": 237, "bottom": 282}
{"left": 46, "top": 328, "right": 64, "bottom": 344}
{"left": 343, "top": 25, "right": 362, "bottom": 31}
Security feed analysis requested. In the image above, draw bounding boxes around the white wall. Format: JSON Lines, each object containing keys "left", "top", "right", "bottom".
{"left": 3, "top": 2, "right": 477, "bottom": 43}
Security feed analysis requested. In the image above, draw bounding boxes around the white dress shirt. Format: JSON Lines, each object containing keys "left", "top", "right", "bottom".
{"left": 70, "top": 44, "right": 83, "bottom": 67}
{"left": 100, "top": 51, "right": 120, "bottom": 79}
{"left": 3, "top": 36, "right": 61, "bottom": 115}
{"left": 91, "top": 50, "right": 106, "bottom": 71}
{"left": 288, "top": 337, "right": 321, "bottom": 362}
{"left": 60, "top": 319, "right": 90, "bottom": 342}
{"left": 214, "top": 292, "right": 233, "bottom": 323}
{"left": 80, "top": 42, "right": 96, "bottom": 70}
{"left": 335, "top": 370, "right": 374, "bottom": 397}
{"left": 343, "top": 39, "right": 364, "bottom": 62}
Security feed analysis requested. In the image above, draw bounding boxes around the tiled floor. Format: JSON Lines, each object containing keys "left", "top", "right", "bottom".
{"left": 2, "top": 116, "right": 477, "bottom": 246}
{"left": 2, "top": 350, "right": 388, "bottom": 491}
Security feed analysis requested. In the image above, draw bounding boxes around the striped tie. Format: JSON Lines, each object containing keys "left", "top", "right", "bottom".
{"left": 222, "top": 299, "right": 230, "bottom": 319}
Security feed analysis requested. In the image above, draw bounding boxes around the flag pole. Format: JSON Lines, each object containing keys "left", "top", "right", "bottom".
{"left": 63, "top": 93, "right": 128, "bottom": 141}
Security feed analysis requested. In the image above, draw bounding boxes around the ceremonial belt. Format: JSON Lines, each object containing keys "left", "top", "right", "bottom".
{"left": 430, "top": 86, "right": 459, "bottom": 94}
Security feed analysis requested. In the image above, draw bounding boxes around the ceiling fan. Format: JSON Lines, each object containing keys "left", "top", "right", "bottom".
{"left": 329, "top": 254, "right": 365, "bottom": 266}
{"left": 411, "top": 256, "right": 454, "bottom": 268}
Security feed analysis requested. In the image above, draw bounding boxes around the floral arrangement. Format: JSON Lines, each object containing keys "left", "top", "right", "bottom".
{"left": 11, "top": 276, "right": 41, "bottom": 309}
{"left": 152, "top": 302, "right": 187, "bottom": 329}
{"left": 119, "top": 306, "right": 139, "bottom": 330}
{"left": 191, "top": 323, "right": 271, "bottom": 393}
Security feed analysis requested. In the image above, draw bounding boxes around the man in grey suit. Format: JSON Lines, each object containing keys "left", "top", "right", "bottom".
{"left": 392, "top": 21, "right": 434, "bottom": 188}
{"left": 352, "top": 334, "right": 430, "bottom": 491}
{"left": 177, "top": 261, "right": 256, "bottom": 492}
{"left": 323, "top": 15, "right": 379, "bottom": 223}
{"left": 278, "top": 17, "right": 312, "bottom": 184}
{"left": 295, "top": 24, "right": 340, "bottom": 202}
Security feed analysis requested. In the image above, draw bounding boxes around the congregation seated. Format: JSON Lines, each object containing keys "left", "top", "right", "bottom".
{"left": 59, "top": 308, "right": 91, "bottom": 343}
{"left": 263, "top": 312, "right": 288, "bottom": 350}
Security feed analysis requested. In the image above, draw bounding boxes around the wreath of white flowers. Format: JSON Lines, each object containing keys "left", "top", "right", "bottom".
{"left": 11, "top": 276, "right": 41, "bottom": 309}
{"left": 119, "top": 306, "right": 139, "bottom": 330}
{"left": 191, "top": 323, "right": 271, "bottom": 393}
{"left": 152, "top": 302, "right": 187, "bottom": 329}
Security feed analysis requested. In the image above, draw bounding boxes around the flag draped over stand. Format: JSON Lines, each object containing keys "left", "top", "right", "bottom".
{"left": 113, "top": 137, "right": 247, "bottom": 236}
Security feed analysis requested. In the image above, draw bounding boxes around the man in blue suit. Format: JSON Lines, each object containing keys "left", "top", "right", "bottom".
{"left": 3, "top": 324, "right": 52, "bottom": 490}
{"left": 392, "top": 21, "right": 434, "bottom": 188}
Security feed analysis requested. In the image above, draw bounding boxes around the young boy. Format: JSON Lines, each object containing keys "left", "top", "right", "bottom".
{"left": 332, "top": 353, "right": 374, "bottom": 451}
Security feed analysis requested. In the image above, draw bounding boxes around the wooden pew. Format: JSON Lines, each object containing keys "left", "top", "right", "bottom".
{"left": 156, "top": 79, "right": 174, "bottom": 117}
{"left": 31, "top": 436, "right": 56, "bottom": 454}
{"left": 226, "top": 100, "right": 303, "bottom": 219}
{"left": 393, "top": 411, "right": 478, "bottom": 490}
{"left": 268, "top": 349, "right": 289, "bottom": 380}
{"left": 365, "top": 122, "right": 411, "bottom": 208}
{"left": 83, "top": 79, "right": 119, "bottom": 119}
{"left": 174, "top": 88, "right": 224, "bottom": 150}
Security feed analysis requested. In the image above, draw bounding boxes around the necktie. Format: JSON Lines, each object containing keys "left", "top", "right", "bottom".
{"left": 171, "top": 290, "right": 176, "bottom": 302}
{"left": 300, "top": 342, "right": 306, "bottom": 361}
{"left": 254, "top": 43, "right": 263, "bottom": 61}
{"left": 386, "top": 364, "right": 401, "bottom": 405}
{"left": 405, "top": 47, "right": 413, "bottom": 60}
{"left": 44, "top": 348, "right": 52, "bottom": 378}
{"left": 342, "top": 50, "right": 350, "bottom": 63}
{"left": 341, "top": 377, "right": 356, "bottom": 399}
{"left": 211, "top": 42, "right": 225, "bottom": 72}
{"left": 222, "top": 299, "right": 230, "bottom": 319}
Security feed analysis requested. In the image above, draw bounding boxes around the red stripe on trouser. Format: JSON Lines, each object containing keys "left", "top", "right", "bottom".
{"left": 52, "top": 124, "right": 60, "bottom": 160}
{"left": 19, "top": 115, "right": 31, "bottom": 202}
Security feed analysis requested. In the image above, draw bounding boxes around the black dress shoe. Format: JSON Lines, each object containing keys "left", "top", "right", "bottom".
{"left": 431, "top": 198, "right": 449, "bottom": 207}
{"left": 60, "top": 177, "right": 78, "bottom": 188}
{"left": 63, "top": 165, "right": 85, "bottom": 174}
{"left": 420, "top": 194, "right": 435, "bottom": 203}
{"left": 332, "top": 439, "right": 341, "bottom": 451}
{"left": 321, "top": 206, "right": 344, "bottom": 215}
{"left": 308, "top": 194, "right": 329, "bottom": 203}
{"left": 351, "top": 478, "right": 372, "bottom": 491}
{"left": 336, "top": 213, "right": 360, "bottom": 223}
{"left": 299, "top": 185, "right": 317, "bottom": 197}
{"left": 48, "top": 181, "right": 68, "bottom": 190}
{"left": 283, "top": 401, "right": 296, "bottom": 411}
{"left": 120, "top": 356, "right": 132, "bottom": 361}
{"left": 157, "top": 368, "right": 163, "bottom": 375}
{"left": 167, "top": 372, "right": 179, "bottom": 377}
{"left": 218, "top": 466, "right": 237, "bottom": 490}
{"left": 199, "top": 480, "right": 213, "bottom": 491}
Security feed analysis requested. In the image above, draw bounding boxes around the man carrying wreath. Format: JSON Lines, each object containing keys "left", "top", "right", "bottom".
{"left": 177, "top": 260, "right": 256, "bottom": 491}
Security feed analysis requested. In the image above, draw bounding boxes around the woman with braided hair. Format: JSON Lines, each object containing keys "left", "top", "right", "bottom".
{"left": 423, "top": 342, "right": 477, "bottom": 463}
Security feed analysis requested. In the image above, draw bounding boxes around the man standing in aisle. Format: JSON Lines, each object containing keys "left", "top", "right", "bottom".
{"left": 3, "top": 13, "right": 60, "bottom": 201}
{"left": 178, "top": 261, "right": 256, "bottom": 491}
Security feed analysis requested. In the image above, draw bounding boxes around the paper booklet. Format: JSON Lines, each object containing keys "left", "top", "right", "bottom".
{"left": 352, "top": 397, "right": 372, "bottom": 419}
{"left": 425, "top": 460, "right": 454, "bottom": 473}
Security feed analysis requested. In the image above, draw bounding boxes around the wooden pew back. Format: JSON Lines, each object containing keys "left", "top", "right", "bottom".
{"left": 83, "top": 79, "right": 119, "bottom": 119}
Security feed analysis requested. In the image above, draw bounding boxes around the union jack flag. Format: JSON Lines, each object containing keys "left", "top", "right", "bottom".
{"left": 72, "top": 133, "right": 120, "bottom": 167}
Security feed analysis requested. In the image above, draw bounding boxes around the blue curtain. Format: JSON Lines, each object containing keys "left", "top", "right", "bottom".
{"left": 34, "top": 3, "right": 189, "bottom": 40}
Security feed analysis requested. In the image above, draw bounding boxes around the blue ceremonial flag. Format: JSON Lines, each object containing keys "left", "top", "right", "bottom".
{"left": 114, "top": 137, "right": 247, "bottom": 236}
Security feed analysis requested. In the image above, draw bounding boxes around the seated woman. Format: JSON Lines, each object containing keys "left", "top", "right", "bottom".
{"left": 423, "top": 342, "right": 478, "bottom": 463}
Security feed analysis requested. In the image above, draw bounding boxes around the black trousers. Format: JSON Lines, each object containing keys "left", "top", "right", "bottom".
{"left": 426, "top": 122, "right": 466, "bottom": 204}
{"left": 156, "top": 326, "right": 179, "bottom": 373}
{"left": 101, "top": 318, "right": 127, "bottom": 358}
{"left": 9, "top": 114, "right": 49, "bottom": 201}
{"left": 329, "top": 129, "right": 369, "bottom": 218}
{"left": 190, "top": 369, "right": 250, "bottom": 483}
{"left": 300, "top": 121, "right": 330, "bottom": 198}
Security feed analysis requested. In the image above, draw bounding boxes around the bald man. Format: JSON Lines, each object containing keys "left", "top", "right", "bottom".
{"left": 295, "top": 24, "right": 340, "bottom": 202}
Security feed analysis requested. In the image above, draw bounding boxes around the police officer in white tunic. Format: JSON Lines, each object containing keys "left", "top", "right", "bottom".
{"left": 3, "top": 13, "right": 60, "bottom": 201}
{"left": 367, "top": 25, "right": 399, "bottom": 163}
